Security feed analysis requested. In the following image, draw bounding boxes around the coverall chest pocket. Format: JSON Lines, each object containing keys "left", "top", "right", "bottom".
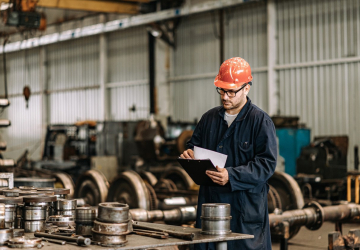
{"left": 238, "top": 142, "right": 254, "bottom": 164}
{"left": 240, "top": 190, "right": 265, "bottom": 224}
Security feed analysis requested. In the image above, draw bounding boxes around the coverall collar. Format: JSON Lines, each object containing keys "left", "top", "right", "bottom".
{"left": 218, "top": 96, "right": 252, "bottom": 122}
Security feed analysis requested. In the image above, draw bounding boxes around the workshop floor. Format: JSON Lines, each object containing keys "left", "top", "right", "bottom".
{"left": 271, "top": 221, "right": 360, "bottom": 250}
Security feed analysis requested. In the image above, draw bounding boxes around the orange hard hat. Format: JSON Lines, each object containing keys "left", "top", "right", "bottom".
{"left": 214, "top": 57, "right": 253, "bottom": 89}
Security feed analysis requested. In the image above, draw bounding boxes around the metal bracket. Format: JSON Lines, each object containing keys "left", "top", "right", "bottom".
{"left": 0, "top": 172, "right": 14, "bottom": 188}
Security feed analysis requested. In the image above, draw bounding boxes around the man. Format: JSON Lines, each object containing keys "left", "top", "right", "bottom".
{"left": 180, "top": 57, "right": 277, "bottom": 250}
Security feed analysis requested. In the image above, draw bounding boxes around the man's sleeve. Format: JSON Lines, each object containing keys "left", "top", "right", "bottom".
{"left": 227, "top": 118, "right": 277, "bottom": 191}
{"left": 186, "top": 116, "right": 204, "bottom": 150}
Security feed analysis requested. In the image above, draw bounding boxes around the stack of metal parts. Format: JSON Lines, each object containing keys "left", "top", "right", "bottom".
{"left": 200, "top": 203, "right": 232, "bottom": 235}
{"left": 47, "top": 215, "right": 76, "bottom": 228}
{"left": 0, "top": 196, "right": 23, "bottom": 229}
{"left": 92, "top": 202, "right": 133, "bottom": 247}
{"left": 53, "top": 199, "right": 77, "bottom": 218}
{"left": 22, "top": 195, "right": 57, "bottom": 232}
{"left": 75, "top": 206, "right": 97, "bottom": 237}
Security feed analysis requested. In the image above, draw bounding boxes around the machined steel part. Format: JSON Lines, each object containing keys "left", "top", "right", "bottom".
{"left": 23, "top": 220, "right": 45, "bottom": 233}
{"left": 74, "top": 170, "right": 109, "bottom": 206}
{"left": 0, "top": 173, "right": 14, "bottom": 188}
{"left": 23, "top": 195, "right": 57, "bottom": 203}
{"left": 18, "top": 186, "right": 36, "bottom": 190}
{"left": 53, "top": 210, "right": 76, "bottom": 218}
{"left": 91, "top": 230, "right": 127, "bottom": 247}
{"left": 93, "top": 220, "right": 132, "bottom": 235}
{"left": 44, "top": 223, "right": 58, "bottom": 234}
{"left": 46, "top": 215, "right": 75, "bottom": 227}
{"left": 75, "top": 198, "right": 86, "bottom": 207}
{"left": 0, "top": 203, "right": 5, "bottom": 229}
{"left": 3, "top": 189, "right": 21, "bottom": 197}
{"left": 0, "top": 195, "right": 23, "bottom": 204}
{"left": 268, "top": 184, "right": 283, "bottom": 213}
{"left": 8, "top": 237, "right": 42, "bottom": 248}
{"left": 138, "top": 170, "right": 158, "bottom": 187}
{"left": 75, "top": 206, "right": 97, "bottom": 224}
{"left": 75, "top": 223, "right": 93, "bottom": 237}
{"left": 14, "top": 178, "right": 55, "bottom": 189}
{"left": 5, "top": 204, "right": 17, "bottom": 228}
{"left": 13, "top": 229, "right": 24, "bottom": 237}
{"left": 160, "top": 166, "right": 196, "bottom": 190}
{"left": 54, "top": 199, "right": 77, "bottom": 211}
{"left": 0, "top": 228, "right": 13, "bottom": 245}
{"left": 52, "top": 173, "right": 75, "bottom": 199}
{"left": 107, "top": 171, "right": 150, "bottom": 210}
{"left": 37, "top": 188, "right": 70, "bottom": 198}
{"left": 23, "top": 207, "right": 47, "bottom": 221}
{"left": 200, "top": 204, "right": 232, "bottom": 235}
{"left": 98, "top": 202, "right": 129, "bottom": 223}
{"left": 34, "top": 232, "right": 91, "bottom": 246}
{"left": 18, "top": 191, "right": 40, "bottom": 196}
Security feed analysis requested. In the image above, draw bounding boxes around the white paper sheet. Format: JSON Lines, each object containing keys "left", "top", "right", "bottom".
{"left": 194, "top": 146, "right": 228, "bottom": 168}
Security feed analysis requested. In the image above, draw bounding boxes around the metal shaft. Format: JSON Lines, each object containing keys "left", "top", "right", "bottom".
{"left": 41, "top": 238, "right": 66, "bottom": 245}
{"left": 34, "top": 232, "right": 91, "bottom": 246}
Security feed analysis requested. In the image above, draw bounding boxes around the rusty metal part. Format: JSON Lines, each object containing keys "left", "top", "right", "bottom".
{"left": 3, "top": 189, "right": 21, "bottom": 197}
{"left": 138, "top": 170, "right": 158, "bottom": 186}
{"left": 107, "top": 171, "right": 150, "bottom": 210}
{"left": 34, "top": 232, "right": 91, "bottom": 246}
{"left": 57, "top": 227, "right": 76, "bottom": 234}
{"left": 145, "top": 182, "right": 158, "bottom": 210}
{"left": 130, "top": 206, "right": 197, "bottom": 224}
{"left": 37, "top": 188, "right": 70, "bottom": 196}
{"left": 0, "top": 173, "right": 14, "bottom": 188}
{"left": 268, "top": 184, "right": 282, "bottom": 213}
{"left": 0, "top": 228, "right": 13, "bottom": 245}
{"left": 133, "top": 229, "right": 169, "bottom": 239}
{"left": 74, "top": 170, "right": 109, "bottom": 206}
{"left": 93, "top": 220, "right": 131, "bottom": 235}
{"left": 98, "top": 202, "right": 129, "bottom": 223}
{"left": 23, "top": 221, "right": 45, "bottom": 233}
{"left": 14, "top": 178, "right": 55, "bottom": 188}
{"left": 8, "top": 237, "right": 42, "bottom": 248}
{"left": 23, "top": 207, "right": 47, "bottom": 221}
{"left": 91, "top": 230, "right": 127, "bottom": 247}
{"left": 75, "top": 206, "right": 97, "bottom": 224}
{"left": 44, "top": 224, "right": 58, "bottom": 234}
{"left": 0, "top": 195, "right": 22, "bottom": 204}
{"left": 5, "top": 204, "right": 17, "bottom": 228}
{"left": 23, "top": 195, "right": 57, "bottom": 203}
{"left": 41, "top": 238, "right": 66, "bottom": 245}
{"left": 13, "top": 229, "right": 24, "bottom": 237}
{"left": 154, "top": 178, "right": 178, "bottom": 191}
{"left": 328, "top": 229, "right": 360, "bottom": 250}
{"left": 0, "top": 203, "right": 5, "bottom": 229}
{"left": 46, "top": 215, "right": 75, "bottom": 227}
{"left": 133, "top": 221, "right": 194, "bottom": 241}
{"left": 53, "top": 210, "right": 76, "bottom": 218}
{"left": 75, "top": 223, "right": 92, "bottom": 237}
{"left": 52, "top": 173, "right": 74, "bottom": 199}
{"left": 54, "top": 199, "right": 77, "bottom": 211}
{"left": 161, "top": 166, "right": 196, "bottom": 190}
{"left": 18, "top": 186, "right": 36, "bottom": 190}
{"left": 200, "top": 204, "right": 232, "bottom": 235}
{"left": 19, "top": 191, "right": 40, "bottom": 196}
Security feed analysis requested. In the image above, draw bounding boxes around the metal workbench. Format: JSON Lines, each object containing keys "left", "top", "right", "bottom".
{"left": 1, "top": 223, "right": 253, "bottom": 250}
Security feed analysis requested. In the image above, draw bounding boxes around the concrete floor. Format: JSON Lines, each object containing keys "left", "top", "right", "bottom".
{"left": 272, "top": 221, "right": 360, "bottom": 250}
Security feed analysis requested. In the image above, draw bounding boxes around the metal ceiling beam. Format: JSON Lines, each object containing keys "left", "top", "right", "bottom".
{"left": 1, "top": 0, "right": 139, "bottom": 14}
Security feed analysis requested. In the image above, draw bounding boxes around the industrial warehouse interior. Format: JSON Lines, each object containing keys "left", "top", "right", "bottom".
{"left": 0, "top": 0, "right": 358, "bottom": 249}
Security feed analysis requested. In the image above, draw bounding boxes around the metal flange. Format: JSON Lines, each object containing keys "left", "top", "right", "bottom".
{"left": 0, "top": 195, "right": 23, "bottom": 204}
{"left": 53, "top": 173, "right": 75, "bottom": 199}
{"left": 8, "top": 237, "right": 42, "bottom": 248}
{"left": 304, "top": 201, "right": 324, "bottom": 231}
{"left": 23, "top": 195, "right": 57, "bottom": 203}
{"left": 91, "top": 230, "right": 127, "bottom": 247}
{"left": 47, "top": 215, "right": 75, "bottom": 227}
{"left": 98, "top": 203, "right": 129, "bottom": 223}
{"left": 92, "top": 220, "right": 131, "bottom": 235}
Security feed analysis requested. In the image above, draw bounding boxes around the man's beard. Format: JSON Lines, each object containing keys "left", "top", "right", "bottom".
{"left": 222, "top": 100, "right": 241, "bottom": 110}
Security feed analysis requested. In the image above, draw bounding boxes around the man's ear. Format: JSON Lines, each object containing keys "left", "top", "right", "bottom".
{"left": 244, "top": 84, "right": 251, "bottom": 95}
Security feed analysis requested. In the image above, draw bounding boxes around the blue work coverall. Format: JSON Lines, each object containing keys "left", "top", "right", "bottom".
{"left": 187, "top": 97, "right": 277, "bottom": 250}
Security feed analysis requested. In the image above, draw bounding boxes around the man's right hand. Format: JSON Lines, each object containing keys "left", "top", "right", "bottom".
{"left": 180, "top": 149, "right": 195, "bottom": 159}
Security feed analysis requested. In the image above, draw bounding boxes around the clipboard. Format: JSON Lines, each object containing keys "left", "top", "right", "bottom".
{"left": 177, "top": 158, "right": 220, "bottom": 186}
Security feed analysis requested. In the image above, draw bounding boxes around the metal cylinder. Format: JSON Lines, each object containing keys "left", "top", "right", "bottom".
{"left": 91, "top": 230, "right": 127, "bottom": 247}
{"left": 5, "top": 204, "right": 16, "bottom": 226}
{"left": 76, "top": 207, "right": 97, "bottom": 224}
{"left": 200, "top": 204, "right": 232, "bottom": 235}
{"left": 76, "top": 223, "right": 93, "bottom": 237}
{"left": 54, "top": 199, "right": 77, "bottom": 211}
{"left": 93, "top": 220, "right": 131, "bottom": 235}
{"left": 0, "top": 203, "right": 5, "bottom": 229}
{"left": 23, "top": 206, "right": 47, "bottom": 221}
{"left": 98, "top": 203, "right": 129, "bottom": 223}
{"left": 47, "top": 215, "right": 75, "bottom": 227}
{"left": 13, "top": 229, "right": 24, "bottom": 237}
{"left": 14, "top": 178, "right": 55, "bottom": 188}
{"left": 53, "top": 210, "right": 76, "bottom": 218}
{"left": 23, "top": 220, "right": 45, "bottom": 233}
{"left": 0, "top": 228, "right": 13, "bottom": 245}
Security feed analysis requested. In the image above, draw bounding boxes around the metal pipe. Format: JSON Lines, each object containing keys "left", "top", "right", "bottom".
{"left": 34, "top": 232, "right": 91, "bottom": 246}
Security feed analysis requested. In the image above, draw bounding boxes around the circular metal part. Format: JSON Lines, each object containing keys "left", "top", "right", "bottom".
{"left": 138, "top": 171, "right": 158, "bottom": 186}
{"left": 13, "top": 229, "right": 25, "bottom": 237}
{"left": 201, "top": 203, "right": 231, "bottom": 218}
{"left": 161, "top": 166, "right": 196, "bottom": 190}
{"left": 19, "top": 191, "right": 40, "bottom": 196}
{"left": 91, "top": 230, "right": 127, "bottom": 247}
{"left": 23, "top": 195, "right": 57, "bottom": 203}
{"left": 5, "top": 204, "right": 17, "bottom": 227}
{"left": 0, "top": 195, "right": 23, "bottom": 204}
{"left": 145, "top": 182, "right": 158, "bottom": 210}
{"left": 268, "top": 171, "right": 305, "bottom": 239}
{"left": 154, "top": 178, "right": 178, "bottom": 191}
{"left": 200, "top": 204, "right": 232, "bottom": 235}
{"left": 107, "top": 171, "right": 150, "bottom": 210}
{"left": 0, "top": 228, "right": 13, "bottom": 245}
{"left": 267, "top": 185, "right": 283, "bottom": 213}
{"left": 8, "top": 237, "right": 42, "bottom": 248}
{"left": 57, "top": 227, "right": 76, "bottom": 234}
{"left": 53, "top": 210, "right": 76, "bottom": 218}
{"left": 54, "top": 199, "right": 77, "bottom": 210}
{"left": 176, "top": 130, "right": 194, "bottom": 154}
{"left": 47, "top": 215, "right": 75, "bottom": 227}
{"left": 53, "top": 173, "right": 75, "bottom": 199}
{"left": 76, "top": 207, "right": 97, "bottom": 224}
{"left": 23, "top": 207, "right": 47, "bottom": 221}
{"left": 14, "top": 178, "right": 55, "bottom": 188}
{"left": 304, "top": 201, "right": 324, "bottom": 231}
{"left": 76, "top": 223, "right": 93, "bottom": 237}
{"left": 98, "top": 203, "right": 129, "bottom": 223}
{"left": 74, "top": 170, "right": 109, "bottom": 206}
{"left": 93, "top": 220, "right": 131, "bottom": 235}
{"left": 37, "top": 188, "right": 70, "bottom": 196}
{"left": 23, "top": 220, "right": 45, "bottom": 233}
{"left": 18, "top": 186, "right": 36, "bottom": 190}
{"left": 3, "top": 189, "right": 21, "bottom": 197}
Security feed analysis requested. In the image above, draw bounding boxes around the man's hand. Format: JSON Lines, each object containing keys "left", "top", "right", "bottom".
{"left": 206, "top": 166, "right": 229, "bottom": 186}
{"left": 180, "top": 149, "right": 195, "bottom": 159}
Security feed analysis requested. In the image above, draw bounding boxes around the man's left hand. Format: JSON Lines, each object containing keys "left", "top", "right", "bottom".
{"left": 206, "top": 167, "right": 229, "bottom": 186}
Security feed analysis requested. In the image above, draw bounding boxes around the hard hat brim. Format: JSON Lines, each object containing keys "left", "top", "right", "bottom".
{"left": 214, "top": 75, "right": 253, "bottom": 89}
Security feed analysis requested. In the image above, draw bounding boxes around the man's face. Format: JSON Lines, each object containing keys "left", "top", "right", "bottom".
{"left": 220, "top": 85, "right": 249, "bottom": 111}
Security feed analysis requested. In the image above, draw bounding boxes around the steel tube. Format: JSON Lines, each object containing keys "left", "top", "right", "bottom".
{"left": 34, "top": 232, "right": 91, "bottom": 246}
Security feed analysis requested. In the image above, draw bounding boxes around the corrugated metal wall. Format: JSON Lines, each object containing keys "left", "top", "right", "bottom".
{"left": 277, "top": 0, "right": 360, "bottom": 168}
{"left": 108, "top": 27, "right": 149, "bottom": 120}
